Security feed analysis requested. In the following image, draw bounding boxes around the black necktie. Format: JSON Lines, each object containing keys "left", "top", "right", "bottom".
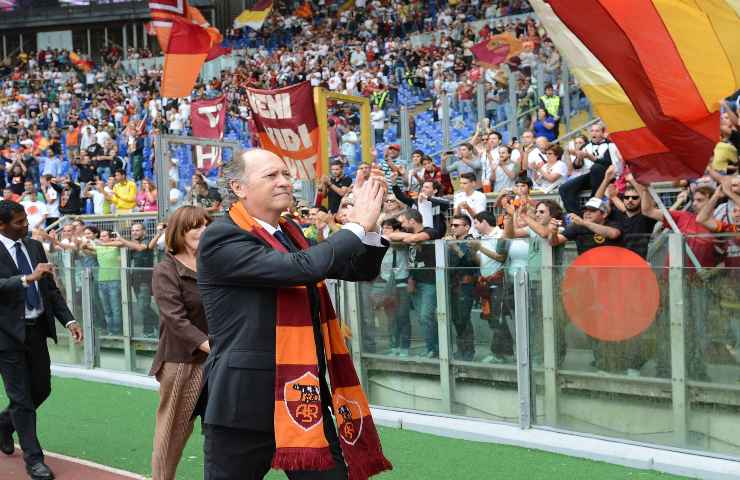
{"left": 15, "top": 242, "right": 41, "bottom": 310}
{"left": 274, "top": 230, "right": 297, "bottom": 252}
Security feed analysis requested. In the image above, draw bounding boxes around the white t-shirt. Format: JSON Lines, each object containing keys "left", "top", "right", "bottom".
{"left": 89, "top": 190, "right": 107, "bottom": 215}
{"left": 478, "top": 228, "right": 504, "bottom": 276}
{"left": 535, "top": 161, "right": 568, "bottom": 193}
{"left": 44, "top": 187, "right": 59, "bottom": 218}
{"left": 492, "top": 161, "right": 519, "bottom": 193}
{"left": 454, "top": 190, "right": 487, "bottom": 235}
{"left": 371, "top": 110, "right": 385, "bottom": 130}
{"left": 22, "top": 200, "right": 48, "bottom": 230}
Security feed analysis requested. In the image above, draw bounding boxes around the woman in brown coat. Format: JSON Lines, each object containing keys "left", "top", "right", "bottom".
{"left": 150, "top": 206, "right": 212, "bottom": 480}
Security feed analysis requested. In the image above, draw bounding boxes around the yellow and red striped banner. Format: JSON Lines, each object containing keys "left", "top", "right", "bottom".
{"left": 530, "top": 0, "right": 740, "bottom": 182}
{"left": 233, "top": 0, "right": 273, "bottom": 30}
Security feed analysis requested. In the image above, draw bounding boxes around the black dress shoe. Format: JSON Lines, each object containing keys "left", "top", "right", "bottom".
{"left": 26, "top": 462, "right": 55, "bottom": 480}
{"left": 0, "top": 428, "right": 13, "bottom": 455}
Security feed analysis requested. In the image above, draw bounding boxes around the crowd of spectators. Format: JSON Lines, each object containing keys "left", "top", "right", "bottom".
{"left": 2, "top": 1, "right": 739, "bottom": 379}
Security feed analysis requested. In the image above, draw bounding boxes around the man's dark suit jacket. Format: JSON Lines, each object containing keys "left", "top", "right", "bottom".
{"left": 197, "top": 216, "right": 387, "bottom": 432}
{"left": 0, "top": 237, "right": 75, "bottom": 351}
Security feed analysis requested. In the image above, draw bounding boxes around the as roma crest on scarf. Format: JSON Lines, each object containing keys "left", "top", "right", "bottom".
{"left": 334, "top": 395, "right": 363, "bottom": 445}
{"left": 284, "top": 372, "right": 323, "bottom": 431}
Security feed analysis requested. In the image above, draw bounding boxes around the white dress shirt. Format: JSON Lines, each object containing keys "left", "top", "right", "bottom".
{"left": 0, "top": 233, "right": 45, "bottom": 320}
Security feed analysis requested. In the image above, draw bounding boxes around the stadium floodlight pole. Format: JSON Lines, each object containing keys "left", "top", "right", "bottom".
{"left": 536, "top": 62, "right": 545, "bottom": 99}
{"left": 475, "top": 81, "right": 485, "bottom": 124}
{"left": 441, "top": 92, "right": 451, "bottom": 153}
{"left": 561, "top": 65, "right": 571, "bottom": 132}
{"left": 399, "top": 106, "right": 411, "bottom": 165}
{"left": 506, "top": 65, "right": 518, "bottom": 140}
{"left": 648, "top": 186, "right": 702, "bottom": 271}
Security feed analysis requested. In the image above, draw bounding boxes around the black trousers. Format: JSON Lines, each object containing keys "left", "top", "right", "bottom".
{"left": 203, "top": 409, "right": 348, "bottom": 480}
{"left": 0, "top": 323, "right": 51, "bottom": 465}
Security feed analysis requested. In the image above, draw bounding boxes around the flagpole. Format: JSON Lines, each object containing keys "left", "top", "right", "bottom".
{"left": 648, "top": 186, "right": 702, "bottom": 271}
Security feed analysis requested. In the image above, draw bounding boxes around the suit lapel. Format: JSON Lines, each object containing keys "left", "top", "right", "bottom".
{"left": 0, "top": 241, "right": 20, "bottom": 275}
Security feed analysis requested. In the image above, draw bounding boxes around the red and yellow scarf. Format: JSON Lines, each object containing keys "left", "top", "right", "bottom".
{"left": 229, "top": 202, "right": 392, "bottom": 479}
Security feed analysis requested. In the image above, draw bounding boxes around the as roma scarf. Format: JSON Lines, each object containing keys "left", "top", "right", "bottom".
{"left": 229, "top": 202, "right": 392, "bottom": 480}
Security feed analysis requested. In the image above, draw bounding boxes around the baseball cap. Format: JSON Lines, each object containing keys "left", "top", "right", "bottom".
{"left": 583, "top": 197, "right": 609, "bottom": 214}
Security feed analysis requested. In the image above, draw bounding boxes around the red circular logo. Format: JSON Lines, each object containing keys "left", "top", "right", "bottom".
{"left": 561, "top": 246, "right": 660, "bottom": 341}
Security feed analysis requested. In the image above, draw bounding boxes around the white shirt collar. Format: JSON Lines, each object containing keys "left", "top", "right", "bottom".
{"left": 253, "top": 217, "right": 281, "bottom": 236}
{"left": 0, "top": 232, "right": 21, "bottom": 252}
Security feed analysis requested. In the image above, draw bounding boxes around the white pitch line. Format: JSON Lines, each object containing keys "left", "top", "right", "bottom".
{"left": 16, "top": 446, "right": 148, "bottom": 479}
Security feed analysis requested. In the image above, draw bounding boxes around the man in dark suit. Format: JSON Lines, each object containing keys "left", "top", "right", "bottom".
{"left": 0, "top": 200, "right": 83, "bottom": 480}
{"left": 197, "top": 149, "right": 387, "bottom": 480}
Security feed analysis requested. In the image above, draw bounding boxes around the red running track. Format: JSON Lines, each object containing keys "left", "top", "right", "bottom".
{"left": 0, "top": 448, "right": 145, "bottom": 480}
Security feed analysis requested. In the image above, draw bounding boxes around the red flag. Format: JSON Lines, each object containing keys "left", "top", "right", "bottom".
{"left": 206, "top": 44, "right": 232, "bottom": 62}
{"left": 471, "top": 32, "right": 524, "bottom": 67}
{"left": 161, "top": 17, "right": 212, "bottom": 98}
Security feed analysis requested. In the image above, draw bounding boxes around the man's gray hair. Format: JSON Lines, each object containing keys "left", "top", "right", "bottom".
{"left": 219, "top": 149, "right": 250, "bottom": 209}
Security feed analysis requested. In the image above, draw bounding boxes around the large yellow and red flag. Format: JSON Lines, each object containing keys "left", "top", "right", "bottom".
{"left": 530, "top": 0, "right": 740, "bottom": 182}
{"left": 149, "top": 0, "right": 223, "bottom": 97}
{"left": 233, "top": 0, "right": 273, "bottom": 30}
{"left": 471, "top": 32, "right": 523, "bottom": 67}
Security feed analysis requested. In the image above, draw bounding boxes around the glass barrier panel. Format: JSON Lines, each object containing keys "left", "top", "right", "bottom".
{"left": 446, "top": 236, "right": 524, "bottom": 423}
{"left": 128, "top": 267, "right": 158, "bottom": 374}
{"left": 48, "top": 263, "right": 85, "bottom": 366}
{"left": 359, "top": 239, "right": 444, "bottom": 414}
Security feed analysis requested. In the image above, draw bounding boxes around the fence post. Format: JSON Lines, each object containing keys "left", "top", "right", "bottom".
{"left": 507, "top": 66, "right": 518, "bottom": 140}
{"left": 668, "top": 233, "right": 688, "bottom": 445}
{"left": 514, "top": 269, "right": 532, "bottom": 429}
{"left": 400, "top": 106, "right": 411, "bottom": 165}
{"left": 435, "top": 240, "right": 453, "bottom": 414}
{"left": 345, "top": 281, "right": 367, "bottom": 389}
{"left": 120, "top": 249, "right": 136, "bottom": 371}
{"left": 81, "top": 268, "right": 98, "bottom": 369}
{"left": 441, "top": 93, "right": 451, "bottom": 154}
{"left": 540, "top": 242, "right": 558, "bottom": 426}
{"left": 476, "top": 82, "right": 486, "bottom": 125}
{"left": 561, "top": 65, "right": 571, "bottom": 132}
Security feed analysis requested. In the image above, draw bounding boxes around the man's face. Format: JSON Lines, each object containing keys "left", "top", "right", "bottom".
{"left": 590, "top": 125, "right": 605, "bottom": 142}
{"left": 330, "top": 164, "right": 343, "bottom": 178}
{"left": 357, "top": 164, "right": 370, "bottom": 178}
{"left": 487, "top": 135, "right": 500, "bottom": 149}
{"left": 545, "top": 86, "right": 554, "bottom": 97}
{"left": 308, "top": 208, "right": 319, "bottom": 224}
{"left": 534, "top": 204, "right": 551, "bottom": 225}
{"left": 399, "top": 215, "right": 415, "bottom": 233}
{"left": 473, "top": 218, "right": 489, "bottom": 234}
{"left": 691, "top": 191, "right": 709, "bottom": 213}
{"left": 115, "top": 171, "right": 125, "bottom": 183}
{"left": 583, "top": 208, "right": 605, "bottom": 224}
{"left": 459, "top": 177, "right": 474, "bottom": 193}
{"left": 730, "top": 176, "right": 740, "bottom": 196}
{"left": 623, "top": 189, "right": 641, "bottom": 213}
{"left": 131, "top": 224, "right": 144, "bottom": 240}
{"left": 450, "top": 218, "right": 470, "bottom": 239}
{"left": 387, "top": 148, "right": 400, "bottom": 159}
{"left": 2, "top": 190, "right": 13, "bottom": 200}
{"left": 421, "top": 181, "right": 436, "bottom": 198}
{"left": 382, "top": 224, "right": 396, "bottom": 236}
{"left": 24, "top": 181, "right": 34, "bottom": 194}
{"left": 459, "top": 145, "right": 470, "bottom": 158}
{"left": 0, "top": 210, "right": 28, "bottom": 240}
{"left": 521, "top": 131, "right": 534, "bottom": 146}
{"left": 515, "top": 182, "right": 529, "bottom": 197}
{"left": 62, "top": 225, "right": 74, "bottom": 236}
{"left": 233, "top": 152, "right": 294, "bottom": 215}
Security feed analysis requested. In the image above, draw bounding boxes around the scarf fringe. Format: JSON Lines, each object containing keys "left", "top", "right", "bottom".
{"left": 272, "top": 447, "right": 335, "bottom": 472}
